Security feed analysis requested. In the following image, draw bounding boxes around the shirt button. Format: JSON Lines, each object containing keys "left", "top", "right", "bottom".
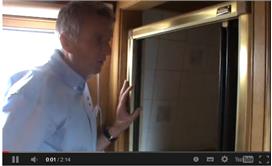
{"left": 73, "top": 86, "right": 81, "bottom": 91}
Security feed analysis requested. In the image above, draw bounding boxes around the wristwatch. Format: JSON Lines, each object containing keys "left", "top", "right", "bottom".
{"left": 103, "top": 128, "right": 117, "bottom": 143}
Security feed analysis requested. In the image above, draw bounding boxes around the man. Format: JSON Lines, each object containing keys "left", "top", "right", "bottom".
{"left": 2, "top": 1, "right": 141, "bottom": 152}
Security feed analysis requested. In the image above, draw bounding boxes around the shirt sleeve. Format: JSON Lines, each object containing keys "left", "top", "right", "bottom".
{"left": 2, "top": 92, "right": 55, "bottom": 152}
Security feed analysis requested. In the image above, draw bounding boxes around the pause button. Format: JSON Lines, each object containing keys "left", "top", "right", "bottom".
{"left": 12, "top": 156, "right": 19, "bottom": 164}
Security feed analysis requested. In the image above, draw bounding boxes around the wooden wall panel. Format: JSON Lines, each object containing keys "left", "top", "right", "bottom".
{"left": 250, "top": 1, "right": 271, "bottom": 151}
{"left": 263, "top": 1, "right": 271, "bottom": 151}
{"left": 251, "top": 1, "right": 266, "bottom": 151}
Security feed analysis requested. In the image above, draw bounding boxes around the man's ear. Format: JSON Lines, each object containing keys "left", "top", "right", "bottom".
{"left": 59, "top": 33, "right": 75, "bottom": 53}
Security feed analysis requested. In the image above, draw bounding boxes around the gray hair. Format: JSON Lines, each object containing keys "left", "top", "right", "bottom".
{"left": 56, "top": 1, "right": 115, "bottom": 40}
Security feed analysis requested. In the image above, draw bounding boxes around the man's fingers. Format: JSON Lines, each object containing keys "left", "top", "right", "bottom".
{"left": 120, "top": 80, "right": 128, "bottom": 98}
{"left": 120, "top": 80, "right": 127, "bottom": 94}
{"left": 130, "top": 107, "right": 142, "bottom": 121}
{"left": 120, "top": 85, "right": 133, "bottom": 104}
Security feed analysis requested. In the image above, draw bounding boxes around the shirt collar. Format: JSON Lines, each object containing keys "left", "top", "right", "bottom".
{"left": 48, "top": 49, "right": 86, "bottom": 92}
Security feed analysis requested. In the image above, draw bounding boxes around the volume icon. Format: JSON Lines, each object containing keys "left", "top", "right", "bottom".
{"left": 30, "top": 156, "right": 38, "bottom": 163}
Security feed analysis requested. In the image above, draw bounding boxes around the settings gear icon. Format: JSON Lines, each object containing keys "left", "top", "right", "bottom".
{"left": 221, "top": 155, "right": 228, "bottom": 163}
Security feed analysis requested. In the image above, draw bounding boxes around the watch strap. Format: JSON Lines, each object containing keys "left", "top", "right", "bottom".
{"left": 103, "top": 128, "right": 117, "bottom": 143}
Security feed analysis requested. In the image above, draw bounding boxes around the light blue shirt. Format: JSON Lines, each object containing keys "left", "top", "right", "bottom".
{"left": 2, "top": 49, "right": 97, "bottom": 152}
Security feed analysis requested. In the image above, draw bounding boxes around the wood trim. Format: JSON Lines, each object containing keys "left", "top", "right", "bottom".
{"left": 235, "top": 1, "right": 271, "bottom": 152}
{"left": 108, "top": 3, "right": 121, "bottom": 151}
{"left": 250, "top": 1, "right": 271, "bottom": 151}
{"left": 108, "top": 3, "right": 142, "bottom": 151}
{"left": 251, "top": 1, "right": 266, "bottom": 151}
{"left": 263, "top": 1, "right": 271, "bottom": 151}
{"left": 119, "top": 1, "right": 165, "bottom": 10}
{"left": 117, "top": 10, "right": 142, "bottom": 152}
{"left": 3, "top": 15, "right": 56, "bottom": 31}
{"left": 245, "top": 1, "right": 271, "bottom": 151}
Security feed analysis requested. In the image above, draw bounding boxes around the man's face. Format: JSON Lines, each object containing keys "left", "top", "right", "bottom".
{"left": 70, "top": 15, "right": 113, "bottom": 76}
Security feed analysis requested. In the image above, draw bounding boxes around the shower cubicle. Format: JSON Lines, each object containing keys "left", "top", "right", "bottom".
{"left": 126, "top": 2, "right": 251, "bottom": 152}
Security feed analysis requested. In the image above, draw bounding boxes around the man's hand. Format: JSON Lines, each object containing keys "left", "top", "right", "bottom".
{"left": 109, "top": 80, "right": 142, "bottom": 138}
{"left": 96, "top": 80, "right": 141, "bottom": 151}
